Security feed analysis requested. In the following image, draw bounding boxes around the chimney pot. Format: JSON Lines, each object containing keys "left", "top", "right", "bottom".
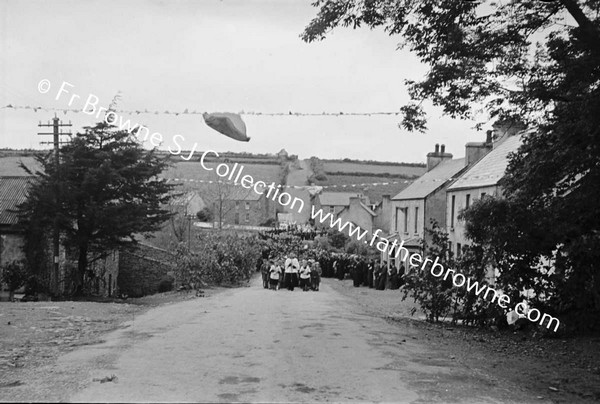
{"left": 435, "top": 144, "right": 439, "bottom": 153}
{"left": 440, "top": 144, "right": 445, "bottom": 154}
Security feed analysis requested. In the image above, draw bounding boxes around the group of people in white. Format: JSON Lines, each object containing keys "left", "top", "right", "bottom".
{"left": 262, "top": 252, "right": 321, "bottom": 292}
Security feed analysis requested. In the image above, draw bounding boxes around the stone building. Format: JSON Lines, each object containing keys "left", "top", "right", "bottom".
{"left": 222, "top": 186, "right": 277, "bottom": 227}
{"left": 379, "top": 145, "right": 470, "bottom": 270}
{"left": 446, "top": 133, "right": 523, "bottom": 260}
{"left": 336, "top": 196, "right": 377, "bottom": 236}
{"left": 0, "top": 177, "right": 30, "bottom": 300}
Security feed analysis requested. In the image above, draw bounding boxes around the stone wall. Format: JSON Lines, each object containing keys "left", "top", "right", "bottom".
{"left": 118, "top": 243, "right": 176, "bottom": 297}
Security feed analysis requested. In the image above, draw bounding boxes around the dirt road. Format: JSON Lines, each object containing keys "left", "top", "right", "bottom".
{"left": 281, "top": 159, "right": 313, "bottom": 224}
{"left": 6, "top": 277, "right": 548, "bottom": 403}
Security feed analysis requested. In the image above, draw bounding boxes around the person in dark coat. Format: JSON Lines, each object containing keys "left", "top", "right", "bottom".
{"left": 398, "top": 263, "right": 406, "bottom": 288}
{"left": 367, "top": 259, "right": 375, "bottom": 288}
{"left": 310, "top": 260, "right": 321, "bottom": 291}
{"left": 336, "top": 255, "right": 346, "bottom": 281}
{"left": 350, "top": 256, "right": 361, "bottom": 287}
{"left": 376, "top": 261, "right": 388, "bottom": 290}
{"left": 261, "top": 260, "right": 270, "bottom": 289}
{"left": 389, "top": 265, "right": 399, "bottom": 290}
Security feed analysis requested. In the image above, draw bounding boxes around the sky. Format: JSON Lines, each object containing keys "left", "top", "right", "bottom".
{"left": 0, "top": 0, "right": 485, "bottom": 163}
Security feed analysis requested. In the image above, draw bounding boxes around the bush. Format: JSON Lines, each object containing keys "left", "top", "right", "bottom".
{"left": 401, "top": 222, "right": 454, "bottom": 322}
{"left": 173, "top": 232, "right": 261, "bottom": 288}
{"left": 157, "top": 276, "right": 174, "bottom": 293}
{"left": 196, "top": 207, "right": 214, "bottom": 222}
{"left": 1, "top": 260, "right": 28, "bottom": 300}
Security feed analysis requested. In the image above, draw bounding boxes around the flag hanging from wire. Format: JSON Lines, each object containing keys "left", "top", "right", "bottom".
{"left": 202, "top": 112, "right": 250, "bottom": 142}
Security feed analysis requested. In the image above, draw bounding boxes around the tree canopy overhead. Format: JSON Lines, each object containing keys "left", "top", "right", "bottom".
{"left": 303, "top": 0, "right": 599, "bottom": 130}
{"left": 303, "top": 1, "right": 600, "bottom": 332}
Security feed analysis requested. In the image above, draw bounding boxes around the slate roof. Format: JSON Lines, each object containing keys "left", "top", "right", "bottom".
{"left": 392, "top": 158, "right": 466, "bottom": 200}
{"left": 171, "top": 191, "right": 205, "bottom": 206}
{"left": 338, "top": 201, "right": 377, "bottom": 217}
{"left": 318, "top": 192, "right": 362, "bottom": 206}
{"left": 228, "top": 184, "right": 266, "bottom": 201}
{"left": 0, "top": 156, "right": 41, "bottom": 176}
{"left": 0, "top": 177, "right": 31, "bottom": 226}
{"left": 448, "top": 135, "right": 522, "bottom": 191}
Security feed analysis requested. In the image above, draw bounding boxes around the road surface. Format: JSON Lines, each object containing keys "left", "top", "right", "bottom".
{"left": 24, "top": 277, "right": 544, "bottom": 403}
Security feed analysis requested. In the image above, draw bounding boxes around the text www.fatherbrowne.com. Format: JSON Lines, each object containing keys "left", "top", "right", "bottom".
{"left": 44, "top": 79, "right": 559, "bottom": 332}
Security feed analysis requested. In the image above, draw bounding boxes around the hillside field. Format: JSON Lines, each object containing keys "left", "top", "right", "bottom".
{"left": 162, "top": 160, "right": 283, "bottom": 191}
{"left": 311, "top": 174, "right": 413, "bottom": 203}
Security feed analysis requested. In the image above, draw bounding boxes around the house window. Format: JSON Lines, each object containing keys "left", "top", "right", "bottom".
{"left": 451, "top": 195, "right": 456, "bottom": 227}
{"left": 234, "top": 212, "right": 240, "bottom": 224}
{"left": 245, "top": 212, "right": 250, "bottom": 223}
{"left": 245, "top": 202, "right": 250, "bottom": 210}
{"left": 329, "top": 205, "right": 335, "bottom": 213}
{"left": 414, "top": 207, "right": 419, "bottom": 234}
{"left": 481, "top": 192, "right": 487, "bottom": 198}
{"left": 403, "top": 208, "right": 408, "bottom": 234}
{"left": 466, "top": 194, "right": 471, "bottom": 210}
{"left": 394, "top": 207, "right": 401, "bottom": 232}
{"left": 457, "top": 243, "right": 462, "bottom": 258}
{"left": 235, "top": 201, "right": 240, "bottom": 209}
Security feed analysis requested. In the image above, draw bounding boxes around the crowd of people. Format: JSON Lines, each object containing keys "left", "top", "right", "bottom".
{"left": 260, "top": 252, "right": 321, "bottom": 291}
{"left": 257, "top": 246, "right": 407, "bottom": 292}
{"left": 316, "top": 252, "right": 406, "bottom": 290}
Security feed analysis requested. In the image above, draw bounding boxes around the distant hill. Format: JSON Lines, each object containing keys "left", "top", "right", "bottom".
{"left": 0, "top": 149, "right": 428, "bottom": 203}
{"left": 307, "top": 157, "right": 426, "bottom": 203}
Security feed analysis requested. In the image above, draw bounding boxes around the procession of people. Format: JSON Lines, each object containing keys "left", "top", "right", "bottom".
{"left": 260, "top": 245, "right": 407, "bottom": 292}
{"left": 261, "top": 252, "right": 322, "bottom": 292}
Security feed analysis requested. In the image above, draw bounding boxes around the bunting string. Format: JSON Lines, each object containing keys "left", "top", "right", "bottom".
{"left": 1, "top": 104, "right": 401, "bottom": 117}
{"left": 165, "top": 174, "right": 501, "bottom": 189}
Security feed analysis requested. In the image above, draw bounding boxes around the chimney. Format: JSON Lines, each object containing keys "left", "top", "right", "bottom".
{"left": 426, "top": 143, "right": 453, "bottom": 172}
{"left": 492, "top": 119, "right": 526, "bottom": 147}
{"left": 465, "top": 132, "right": 494, "bottom": 167}
{"left": 486, "top": 130, "right": 493, "bottom": 144}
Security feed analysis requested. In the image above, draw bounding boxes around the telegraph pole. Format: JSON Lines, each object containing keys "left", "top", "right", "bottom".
{"left": 38, "top": 115, "right": 72, "bottom": 295}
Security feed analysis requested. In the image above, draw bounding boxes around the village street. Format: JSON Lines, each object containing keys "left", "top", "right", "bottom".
{"left": 3, "top": 277, "right": 548, "bottom": 403}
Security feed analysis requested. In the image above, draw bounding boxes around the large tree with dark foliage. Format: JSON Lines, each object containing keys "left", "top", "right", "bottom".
{"left": 19, "top": 122, "right": 174, "bottom": 296}
{"left": 303, "top": 1, "right": 600, "bottom": 332}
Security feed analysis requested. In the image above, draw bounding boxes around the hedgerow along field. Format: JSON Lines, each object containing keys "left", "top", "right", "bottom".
{"left": 322, "top": 161, "right": 426, "bottom": 177}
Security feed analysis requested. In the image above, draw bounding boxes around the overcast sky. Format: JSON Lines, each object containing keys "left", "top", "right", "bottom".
{"left": 0, "top": 0, "right": 484, "bottom": 163}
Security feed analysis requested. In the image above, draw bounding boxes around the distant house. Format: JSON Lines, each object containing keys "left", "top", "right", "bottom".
{"left": 337, "top": 196, "right": 377, "bottom": 235}
{"left": 372, "top": 195, "right": 393, "bottom": 235}
{"left": 313, "top": 192, "right": 366, "bottom": 215}
{"left": 0, "top": 177, "right": 31, "bottom": 295}
{"left": 446, "top": 133, "right": 523, "bottom": 263}
{"left": 170, "top": 191, "right": 206, "bottom": 217}
{"left": 221, "top": 186, "right": 277, "bottom": 227}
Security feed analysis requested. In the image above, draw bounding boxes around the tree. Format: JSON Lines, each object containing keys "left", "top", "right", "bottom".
{"left": 1, "top": 260, "right": 27, "bottom": 301}
{"left": 18, "top": 122, "right": 175, "bottom": 296}
{"left": 304, "top": 0, "right": 600, "bottom": 332}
